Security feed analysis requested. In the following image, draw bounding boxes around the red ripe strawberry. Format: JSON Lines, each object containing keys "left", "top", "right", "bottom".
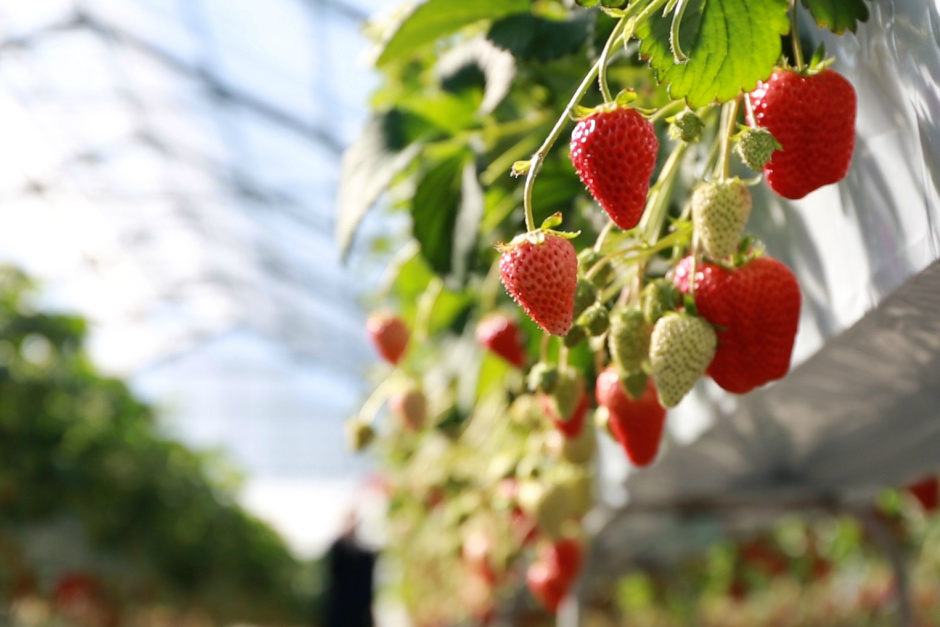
{"left": 476, "top": 313, "right": 527, "bottom": 368}
{"left": 366, "top": 312, "right": 409, "bottom": 364}
{"left": 748, "top": 68, "right": 857, "bottom": 199}
{"left": 673, "top": 255, "right": 801, "bottom": 394}
{"left": 539, "top": 389, "right": 589, "bottom": 439}
{"left": 526, "top": 560, "right": 568, "bottom": 613}
{"left": 595, "top": 367, "right": 666, "bottom": 466}
{"left": 462, "top": 530, "right": 498, "bottom": 584}
{"left": 526, "top": 537, "right": 582, "bottom": 613}
{"left": 907, "top": 475, "right": 939, "bottom": 512}
{"left": 499, "top": 231, "right": 578, "bottom": 336}
{"left": 570, "top": 107, "right": 659, "bottom": 231}
{"left": 542, "top": 537, "right": 582, "bottom": 580}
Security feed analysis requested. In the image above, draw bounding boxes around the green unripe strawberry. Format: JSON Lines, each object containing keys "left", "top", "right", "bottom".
{"left": 572, "top": 278, "right": 597, "bottom": 319}
{"left": 668, "top": 110, "right": 705, "bottom": 143}
{"left": 345, "top": 418, "right": 375, "bottom": 451}
{"left": 556, "top": 465, "right": 593, "bottom": 518}
{"left": 527, "top": 362, "right": 559, "bottom": 394}
{"left": 543, "top": 370, "right": 585, "bottom": 426}
{"left": 563, "top": 324, "right": 587, "bottom": 348}
{"left": 691, "top": 179, "right": 752, "bottom": 260}
{"left": 578, "top": 249, "right": 613, "bottom": 289}
{"left": 509, "top": 394, "right": 543, "bottom": 429}
{"left": 577, "top": 303, "right": 610, "bottom": 337}
{"left": 649, "top": 311, "right": 717, "bottom": 408}
{"left": 608, "top": 306, "right": 652, "bottom": 373}
{"left": 642, "top": 279, "right": 681, "bottom": 324}
{"left": 545, "top": 420, "right": 596, "bottom": 465}
{"left": 517, "top": 480, "right": 571, "bottom": 540}
{"left": 734, "top": 126, "right": 782, "bottom": 172}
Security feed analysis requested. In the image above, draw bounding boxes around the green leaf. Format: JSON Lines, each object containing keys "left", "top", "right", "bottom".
{"left": 636, "top": 0, "right": 790, "bottom": 107}
{"left": 487, "top": 13, "right": 593, "bottom": 63}
{"left": 800, "top": 0, "right": 869, "bottom": 34}
{"left": 437, "top": 38, "right": 516, "bottom": 114}
{"left": 336, "top": 110, "right": 424, "bottom": 259}
{"left": 411, "top": 152, "right": 484, "bottom": 287}
{"left": 376, "top": 0, "right": 530, "bottom": 67}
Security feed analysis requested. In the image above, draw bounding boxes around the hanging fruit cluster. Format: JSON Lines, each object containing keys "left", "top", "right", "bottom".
{"left": 340, "top": 0, "right": 870, "bottom": 622}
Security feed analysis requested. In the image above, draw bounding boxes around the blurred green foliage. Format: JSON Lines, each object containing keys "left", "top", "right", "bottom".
{"left": 0, "top": 267, "right": 318, "bottom": 625}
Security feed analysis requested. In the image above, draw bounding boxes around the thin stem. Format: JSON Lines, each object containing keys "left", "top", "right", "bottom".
{"left": 522, "top": 59, "right": 602, "bottom": 231}
{"left": 594, "top": 221, "right": 614, "bottom": 252}
{"left": 539, "top": 332, "right": 551, "bottom": 363}
{"left": 633, "top": 0, "right": 671, "bottom": 28}
{"left": 592, "top": 224, "right": 693, "bottom": 283}
{"left": 598, "top": 17, "right": 628, "bottom": 103}
{"left": 480, "top": 258, "right": 502, "bottom": 311}
{"left": 521, "top": 0, "right": 667, "bottom": 233}
{"left": 789, "top": 0, "right": 805, "bottom": 71}
{"left": 415, "top": 277, "right": 443, "bottom": 343}
{"left": 638, "top": 141, "right": 688, "bottom": 245}
{"left": 717, "top": 96, "right": 741, "bottom": 181}
{"left": 648, "top": 99, "right": 686, "bottom": 124}
{"left": 359, "top": 376, "right": 399, "bottom": 425}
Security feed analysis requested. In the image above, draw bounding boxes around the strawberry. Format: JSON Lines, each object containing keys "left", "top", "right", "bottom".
{"left": 476, "top": 313, "right": 527, "bottom": 368}
{"left": 388, "top": 386, "right": 426, "bottom": 431}
{"left": 526, "top": 560, "right": 568, "bottom": 613}
{"left": 734, "top": 126, "right": 781, "bottom": 172}
{"left": 691, "top": 179, "right": 752, "bottom": 260}
{"left": 747, "top": 68, "right": 856, "bottom": 199}
{"left": 649, "top": 311, "right": 716, "bottom": 408}
{"left": 526, "top": 538, "right": 582, "bottom": 614}
{"left": 462, "top": 530, "right": 498, "bottom": 585}
{"left": 366, "top": 312, "right": 409, "bottom": 364}
{"left": 607, "top": 306, "right": 652, "bottom": 374}
{"left": 641, "top": 278, "right": 681, "bottom": 324}
{"left": 539, "top": 370, "right": 588, "bottom": 438}
{"left": 673, "top": 255, "right": 801, "bottom": 394}
{"left": 577, "top": 248, "right": 613, "bottom": 289}
{"left": 595, "top": 367, "right": 666, "bottom": 466}
{"left": 570, "top": 106, "right": 659, "bottom": 230}
{"left": 668, "top": 109, "right": 704, "bottom": 143}
{"left": 907, "top": 476, "right": 939, "bottom": 512}
{"left": 540, "top": 386, "right": 589, "bottom": 439}
{"left": 516, "top": 479, "right": 571, "bottom": 540}
{"left": 499, "top": 231, "right": 578, "bottom": 336}
{"left": 542, "top": 537, "right": 582, "bottom": 582}
{"left": 345, "top": 417, "right": 375, "bottom": 451}
{"left": 544, "top": 420, "right": 596, "bottom": 465}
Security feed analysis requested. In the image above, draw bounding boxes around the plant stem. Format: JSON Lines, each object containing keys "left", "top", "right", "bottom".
{"left": 522, "top": 59, "right": 601, "bottom": 232}
{"left": 415, "top": 277, "right": 443, "bottom": 343}
{"left": 634, "top": 0, "right": 671, "bottom": 28}
{"left": 717, "top": 96, "right": 741, "bottom": 181}
{"left": 521, "top": 0, "right": 668, "bottom": 233}
{"left": 638, "top": 141, "right": 688, "bottom": 245}
{"left": 598, "top": 17, "right": 628, "bottom": 103}
{"left": 789, "top": 0, "right": 805, "bottom": 71}
{"left": 359, "top": 376, "right": 399, "bottom": 425}
{"left": 647, "top": 99, "right": 686, "bottom": 124}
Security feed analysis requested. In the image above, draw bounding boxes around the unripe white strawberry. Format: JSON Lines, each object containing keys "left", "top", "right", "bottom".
{"left": 650, "top": 312, "right": 717, "bottom": 407}
{"left": 691, "top": 179, "right": 751, "bottom": 260}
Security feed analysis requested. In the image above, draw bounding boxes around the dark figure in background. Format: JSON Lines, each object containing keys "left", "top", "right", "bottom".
{"left": 322, "top": 510, "right": 377, "bottom": 627}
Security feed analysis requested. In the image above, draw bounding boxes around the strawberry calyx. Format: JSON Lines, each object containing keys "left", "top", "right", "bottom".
{"left": 497, "top": 213, "right": 580, "bottom": 252}
{"left": 775, "top": 43, "right": 836, "bottom": 78}
{"left": 569, "top": 90, "right": 647, "bottom": 122}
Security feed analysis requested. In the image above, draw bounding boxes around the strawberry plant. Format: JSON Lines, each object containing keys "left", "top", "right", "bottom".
{"left": 339, "top": 0, "right": 871, "bottom": 622}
